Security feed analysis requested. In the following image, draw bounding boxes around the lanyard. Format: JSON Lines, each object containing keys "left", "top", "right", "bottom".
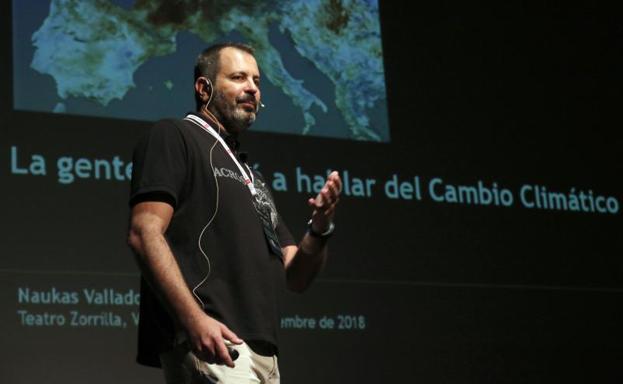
{"left": 184, "top": 114, "right": 257, "bottom": 196}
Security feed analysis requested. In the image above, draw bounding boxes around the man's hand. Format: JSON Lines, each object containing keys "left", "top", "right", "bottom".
{"left": 307, "top": 171, "right": 342, "bottom": 233}
{"left": 284, "top": 171, "right": 342, "bottom": 292}
{"left": 185, "top": 312, "right": 243, "bottom": 368}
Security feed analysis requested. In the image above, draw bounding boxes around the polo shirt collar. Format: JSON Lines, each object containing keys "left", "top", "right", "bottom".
{"left": 188, "top": 112, "right": 241, "bottom": 153}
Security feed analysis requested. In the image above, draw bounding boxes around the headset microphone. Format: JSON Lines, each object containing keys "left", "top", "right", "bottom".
{"left": 255, "top": 101, "right": 265, "bottom": 113}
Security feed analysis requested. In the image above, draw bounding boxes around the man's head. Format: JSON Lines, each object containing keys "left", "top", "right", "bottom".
{"left": 194, "top": 43, "right": 261, "bottom": 135}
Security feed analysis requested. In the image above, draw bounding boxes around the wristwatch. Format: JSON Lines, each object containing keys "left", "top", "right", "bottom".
{"left": 307, "top": 219, "right": 335, "bottom": 239}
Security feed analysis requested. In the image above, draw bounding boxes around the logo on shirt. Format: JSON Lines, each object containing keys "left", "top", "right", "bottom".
{"left": 213, "top": 167, "right": 247, "bottom": 185}
{"left": 253, "top": 179, "right": 279, "bottom": 229}
{"left": 213, "top": 166, "right": 278, "bottom": 229}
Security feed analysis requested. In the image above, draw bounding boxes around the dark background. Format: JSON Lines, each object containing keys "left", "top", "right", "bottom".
{"left": 1, "top": 1, "right": 622, "bottom": 383}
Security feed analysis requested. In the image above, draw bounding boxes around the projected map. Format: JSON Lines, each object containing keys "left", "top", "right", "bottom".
{"left": 13, "top": 0, "right": 389, "bottom": 141}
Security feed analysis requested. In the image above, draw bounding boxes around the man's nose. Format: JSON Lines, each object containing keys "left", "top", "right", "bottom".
{"left": 244, "top": 79, "right": 259, "bottom": 94}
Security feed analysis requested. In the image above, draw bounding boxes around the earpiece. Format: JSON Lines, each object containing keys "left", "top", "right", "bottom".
{"left": 202, "top": 77, "right": 212, "bottom": 98}
{"left": 198, "top": 77, "right": 214, "bottom": 112}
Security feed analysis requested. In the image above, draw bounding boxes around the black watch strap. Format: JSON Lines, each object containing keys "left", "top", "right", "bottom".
{"left": 307, "top": 219, "right": 335, "bottom": 238}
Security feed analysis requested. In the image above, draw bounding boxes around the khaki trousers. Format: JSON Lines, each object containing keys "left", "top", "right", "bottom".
{"left": 160, "top": 342, "right": 280, "bottom": 384}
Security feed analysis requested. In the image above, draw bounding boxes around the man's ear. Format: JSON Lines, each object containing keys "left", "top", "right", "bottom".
{"left": 195, "top": 77, "right": 212, "bottom": 102}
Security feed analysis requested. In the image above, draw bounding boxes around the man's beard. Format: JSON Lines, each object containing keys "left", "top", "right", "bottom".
{"left": 209, "top": 90, "right": 256, "bottom": 134}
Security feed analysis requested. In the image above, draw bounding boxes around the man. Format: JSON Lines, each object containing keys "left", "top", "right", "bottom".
{"left": 127, "top": 42, "right": 341, "bottom": 383}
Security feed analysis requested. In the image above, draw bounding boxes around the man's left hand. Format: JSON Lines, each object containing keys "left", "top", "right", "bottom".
{"left": 307, "top": 171, "right": 342, "bottom": 233}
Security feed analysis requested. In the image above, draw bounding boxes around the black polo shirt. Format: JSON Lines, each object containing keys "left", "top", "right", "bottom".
{"left": 130, "top": 114, "right": 294, "bottom": 367}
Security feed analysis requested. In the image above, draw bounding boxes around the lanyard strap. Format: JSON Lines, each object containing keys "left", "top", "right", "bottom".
{"left": 184, "top": 114, "right": 257, "bottom": 196}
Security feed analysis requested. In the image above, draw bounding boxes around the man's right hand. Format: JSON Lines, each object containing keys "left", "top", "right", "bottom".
{"left": 184, "top": 313, "right": 244, "bottom": 368}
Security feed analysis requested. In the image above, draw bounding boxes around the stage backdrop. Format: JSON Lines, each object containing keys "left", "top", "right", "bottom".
{"left": 2, "top": 1, "right": 622, "bottom": 383}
